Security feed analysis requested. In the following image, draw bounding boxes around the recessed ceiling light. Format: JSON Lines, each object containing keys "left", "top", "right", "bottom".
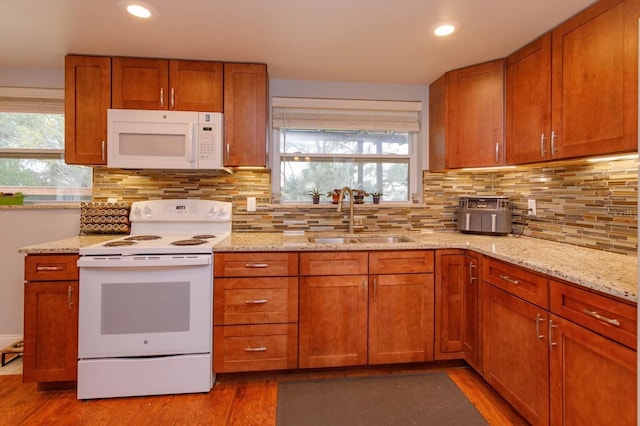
{"left": 119, "top": 1, "right": 157, "bottom": 19}
{"left": 431, "top": 21, "right": 459, "bottom": 37}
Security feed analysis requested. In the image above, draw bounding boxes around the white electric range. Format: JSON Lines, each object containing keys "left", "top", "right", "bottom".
{"left": 77, "top": 199, "right": 231, "bottom": 400}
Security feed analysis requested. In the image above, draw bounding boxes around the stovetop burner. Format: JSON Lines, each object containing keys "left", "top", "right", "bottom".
{"left": 171, "top": 239, "right": 207, "bottom": 246}
{"left": 125, "top": 235, "right": 162, "bottom": 241}
{"left": 103, "top": 240, "right": 137, "bottom": 247}
{"left": 192, "top": 234, "right": 216, "bottom": 240}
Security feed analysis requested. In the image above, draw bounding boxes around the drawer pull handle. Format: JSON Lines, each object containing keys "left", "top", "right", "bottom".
{"left": 499, "top": 275, "right": 519, "bottom": 285}
{"left": 536, "top": 314, "right": 544, "bottom": 340}
{"left": 582, "top": 309, "right": 621, "bottom": 327}
{"left": 36, "top": 266, "right": 64, "bottom": 272}
{"left": 67, "top": 286, "right": 74, "bottom": 309}
{"left": 244, "top": 346, "right": 267, "bottom": 352}
{"left": 244, "top": 299, "right": 268, "bottom": 304}
{"left": 245, "top": 263, "right": 268, "bottom": 268}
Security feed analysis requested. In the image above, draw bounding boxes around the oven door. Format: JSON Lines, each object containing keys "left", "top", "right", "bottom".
{"left": 78, "top": 254, "right": 212, "bottom": 359}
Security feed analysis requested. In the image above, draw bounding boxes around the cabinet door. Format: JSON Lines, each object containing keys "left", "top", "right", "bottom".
{"left": 298, "top": 275, "right": 368, "bottom": 368}
{"left": 64, "top": 55, "right": 110, "bottom": 165}
{"left": 169, "top": 60, "right": 223, "bottom": 112}
{"left": 483, "top": 283, "right": 549, "bottom": 426}
{"left": 435, "top": 250, "right": 480, "bottom": 369}
{"left": 112, "top": 57, "right": 169, "bottom": 109}
{"left": 446, "top": 59, "right": 505, "bottom": 169}
{"left": 549, "top": 314, "right": 636, "bottom": 425}
{"left": 223, "top": 63, "right": 268, "bottom": 167}
{"left": 506, "top": 33, "right": 552, "bottom": 164}
{"left": 23, "top": 281, "right": 78, "bottom": 383}
{"left": 368, "top": 273, "right": 434, "bottom": 364}
{"left": 551, "top": 0, "right": 638, "bottom": 159}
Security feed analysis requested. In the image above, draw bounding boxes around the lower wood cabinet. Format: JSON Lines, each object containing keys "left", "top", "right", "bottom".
{"left": 213, "top": 252, "right": 298, "bottom": 373}
{"left": 23, "top": 255, "right": 79, "bottom": 385}
{"left": 298, "top": 250, "right": 434, "bottom": 368}
{"left": 434, "top": 250, "right": 480, "bottom": 370}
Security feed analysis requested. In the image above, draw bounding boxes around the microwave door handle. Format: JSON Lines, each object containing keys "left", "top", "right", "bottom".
{"left": 188, "top": 124, "right": 197, "bottom": 164}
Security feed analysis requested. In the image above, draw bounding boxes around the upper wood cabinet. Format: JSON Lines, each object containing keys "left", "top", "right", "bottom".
{"left": 64, "top": 55, "right": 111, "bottom": 165}
{"left": 223, "top": 63, "right": 268, "bottom": 167}
{"left": 507, "top": 0, "right": 639, "bottom": 163}
{"left": 429, "top": 59, "right": 505, "bottom": 171}
{"left": 112, "top": 57, "right": 223, "bottom": 112}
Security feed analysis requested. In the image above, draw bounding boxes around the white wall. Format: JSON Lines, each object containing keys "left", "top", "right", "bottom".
{"left": 0, "top": 208, "right": 80, "bottom": 346}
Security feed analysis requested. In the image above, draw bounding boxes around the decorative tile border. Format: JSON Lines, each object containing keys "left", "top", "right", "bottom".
{"left": 92, "top": 158, "right": 638, "bottom": 255}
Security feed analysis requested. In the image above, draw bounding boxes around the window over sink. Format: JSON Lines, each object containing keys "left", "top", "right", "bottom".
{"left": 0, "top": 87, "right": 92, "bottom": 203}
{"left": 271, "top": 97, "right": 421, "bottom": 203}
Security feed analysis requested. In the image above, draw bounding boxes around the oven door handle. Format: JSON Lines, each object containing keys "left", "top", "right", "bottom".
{"left": 77, "top": 255, "right": 212, "bottom": 268}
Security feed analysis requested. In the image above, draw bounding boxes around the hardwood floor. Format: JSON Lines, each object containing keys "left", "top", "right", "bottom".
{"left": 0, "top": 362, "right": 528, "bottom": 425}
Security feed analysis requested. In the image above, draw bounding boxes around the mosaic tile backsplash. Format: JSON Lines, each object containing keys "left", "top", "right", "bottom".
{"left": 92, "top": 157, "right": 638, "bottom": 255}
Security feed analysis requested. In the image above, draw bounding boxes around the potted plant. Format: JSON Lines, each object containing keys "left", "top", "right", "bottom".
{"left": 370, "top": 191, "right": 384, "bottom": 204}
{"left": 327, "top": 189, "right": 342, "bottom": 204}
{"left": 352, "top": 189, "right": 368, "bottom": 204}
{"left": 308, "top": 188, "right": 322, "bottom": 204}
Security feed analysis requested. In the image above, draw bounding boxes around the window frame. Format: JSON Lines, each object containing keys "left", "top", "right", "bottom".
{"left": 270, "top": 97, "right": 422, "bottom": 204}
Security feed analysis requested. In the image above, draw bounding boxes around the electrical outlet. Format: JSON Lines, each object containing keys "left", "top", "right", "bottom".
{"left": 527, "top": 199, "right": 537, "bottom": 216}
{"left": 247, "top": 197, "right": 256, "bottom": 212}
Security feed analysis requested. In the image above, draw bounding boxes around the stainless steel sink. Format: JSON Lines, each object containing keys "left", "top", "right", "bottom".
{"left": 309, "top": 235, "right": 414, "bottom": 244}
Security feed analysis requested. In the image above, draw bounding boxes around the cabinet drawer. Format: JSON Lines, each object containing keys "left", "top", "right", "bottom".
{"left": 550, "top": 280, "right": 637, "bottom": 350}
{"left": 300, "top": 252, "right": 368, "bottom": 276}
{"left": 25, "top": 255, "right": 79, "bottom": 281}
{"left": 213, "top": 324, "right": 298, "bottom": 373}
{"left": 369, "top": 250, "right": 434, "bottom": 274}
{"left": 213, "top": 277, "right": 298, "bottom": 325}
{"left": 214, "top": 252, "right": 298, "bottom": 277}
{"left": 483, "top": 257, "right": 549, "bottom": 308}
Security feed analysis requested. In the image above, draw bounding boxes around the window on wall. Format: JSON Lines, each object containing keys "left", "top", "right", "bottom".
{"left": 272, "top": 97, "right": 421, "bottom": 203}
{"left": 0, "top": 87, "right": 92, "bottom": 202}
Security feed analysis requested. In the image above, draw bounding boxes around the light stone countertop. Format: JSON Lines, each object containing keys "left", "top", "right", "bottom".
{"left": 20, "top": 231, "right": 637, "bottom": 303}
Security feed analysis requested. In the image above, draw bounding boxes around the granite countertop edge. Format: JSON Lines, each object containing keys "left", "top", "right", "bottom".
{"left": 19, "top": 231, "right": 638, "bottom": 303}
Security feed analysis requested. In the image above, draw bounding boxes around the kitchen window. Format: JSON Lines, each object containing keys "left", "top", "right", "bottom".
{"left": 0, "top": 87, "right": 92, "bottom": 202}
{"left": 272, "top": 97, "right": 421, "bottom": 203}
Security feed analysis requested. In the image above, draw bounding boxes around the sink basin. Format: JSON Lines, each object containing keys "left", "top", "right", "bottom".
{"left": 309, "top": 235, "right": 414, "bottom": 244}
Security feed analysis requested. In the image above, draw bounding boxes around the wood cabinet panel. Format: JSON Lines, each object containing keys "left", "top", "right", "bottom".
{"left": 223, "top": 63, "right": 268, "bottom": 167}
{"left": 430, "top": 59, "right": 505, "bottom": 170}
{"left": 112, "top": 57, "right": 169, "bottom": 110}
{"left": 551, "top": 0, "right": 638, "bottom": 159}
{"left": 213, "top": 324, "right": 298, "bottom": 373}
{"left": 368, "top": 272, "right": 434, "bottom": 364}
{"left": 369, "top": 250, "right": 434, "bottom": 274}
{"left": 435, "top": 250, "right": 480, "bottom": 370}
{"left": 24, "top": 254, "right": 79, "bottom": 281}
{"left": 214, "top": 252, "right": 298, "bottom": 277}
{"left": 169, "top": 60, "right": 223, "bottom": 112}
{"left": 483, "top": 257, "right": 549, "bottom": 309}
{"left": 299, "top": 251, "right": 368, "bottom": 276}
{"left": 506, "top": 33, "right": 552, "bottom": 164}
{"left": 298, "top": 275, "right": 368, "bottom": 368}
{"left": 64, "top": 55, "right": 110, "bottom": 165}
{"left": 213, "top": 277, "right": 298, "bottom": 325}
{"left": 550, "top": 280, "right": 636, "bottom": 349}
{"left": 549, "top": 314, "right": 636, "bottom": 425}
{"left": 23, "top": 281, "right": 78, "bottom": 383}
{"left": 483, "top": 283, "right": 549, "bottom": 425}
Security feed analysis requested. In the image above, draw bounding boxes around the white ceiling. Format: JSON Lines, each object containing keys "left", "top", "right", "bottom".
{"left": 1, "top": 0, "right": 596, "bottom": 86}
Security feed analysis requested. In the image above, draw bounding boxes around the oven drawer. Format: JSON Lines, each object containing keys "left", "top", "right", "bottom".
{"left": 214, "top": 277, "right": 298, "bottom": 325}
{"left": 213, "top": 324, "right": 298, "bottom": 373}
{"left": 214, "top": 252, "right": 298, "bottom": 277}
{"left": 25, "top": 254, "right": 79, "bottom": 281}
{"left": 550, "top": 280, "right": 637, "bottom": 350}
{"left": 483, "top": 257, "right": 549, "bottom": 308}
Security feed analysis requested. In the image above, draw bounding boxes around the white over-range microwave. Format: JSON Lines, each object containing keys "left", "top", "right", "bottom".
{"left": 107, "top": 109, "right": 223, "bottom": 170}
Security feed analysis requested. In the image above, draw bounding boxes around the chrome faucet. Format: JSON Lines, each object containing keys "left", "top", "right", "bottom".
{"left": 337, "top": 186, "right": 364, "bottom": 234}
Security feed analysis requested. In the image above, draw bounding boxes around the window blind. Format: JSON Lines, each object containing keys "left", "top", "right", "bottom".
{"left": 0, "top": 87, "right": 64, "bottom": 114}
{"left": 272, "top": 97, "right": 421, "bottom": 132}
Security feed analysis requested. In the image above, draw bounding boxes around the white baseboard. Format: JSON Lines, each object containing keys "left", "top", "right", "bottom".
{"left": 0, "top": 335, "right": 23, "bottom": 349}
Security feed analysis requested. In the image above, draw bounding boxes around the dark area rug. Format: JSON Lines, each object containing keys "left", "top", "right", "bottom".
{"left": 276, "top": 372, "right": 489, "bottom": 426}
